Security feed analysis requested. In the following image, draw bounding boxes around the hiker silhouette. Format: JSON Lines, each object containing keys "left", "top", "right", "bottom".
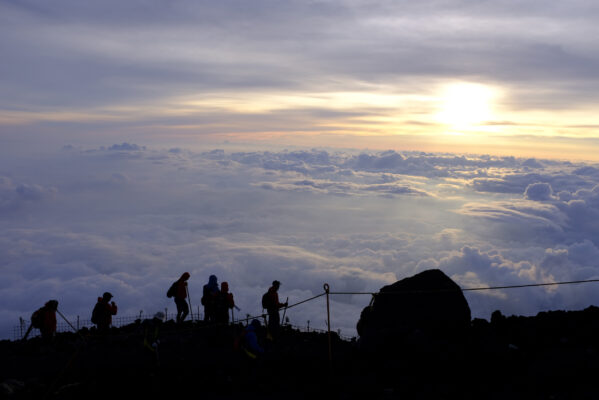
{"left": 92, "top": 292, "right": 118, "bottom": 334}
{"left": 202, "top": 275, "right": 220, "bottom": 322}
{"left": 216, "top": 281, "right": 235, "bottom": 324}
{"left": 24, "top": 299, "right": 59, "bottom": 341}
{"left": 170, "top": 272, "right": 190, "bottom": 323}
{"left": 264, "top": 280, "right": 288, "bottom": 338}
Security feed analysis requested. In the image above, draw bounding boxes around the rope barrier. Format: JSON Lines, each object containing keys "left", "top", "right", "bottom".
{"left": 462, "top": 279, "right": 599, "bottom": 291}
{"left": 329, "top": 278, "right": 599, "bottom": 296}
{"left": 285, "top": 292, "right": 326, "bottom": 310}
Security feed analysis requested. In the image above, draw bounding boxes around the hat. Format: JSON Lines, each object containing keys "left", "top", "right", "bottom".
{"left": 46, "top": 300, "right": 59, "bottom": 310}
{"left": 250, "top": 319, "right": 261, "bottom": 328}
{"left": 102, "top": 292, "right": 113, "bottom": 300}
{"left": 272, "top": 280, "right": 281, "bottom": 286}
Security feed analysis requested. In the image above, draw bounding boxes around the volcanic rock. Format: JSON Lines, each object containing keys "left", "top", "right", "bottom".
{"left": 357, "top": 269, "right": 471, "bottom": 352}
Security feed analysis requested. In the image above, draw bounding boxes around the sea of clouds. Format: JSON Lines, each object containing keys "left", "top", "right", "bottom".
{"left": 2, "top": 144, "right": 599, "bottom": 339}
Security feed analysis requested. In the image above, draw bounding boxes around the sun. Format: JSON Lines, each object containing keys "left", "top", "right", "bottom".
{"left": 436, "top": 83, "right": 496, "bottom": 130}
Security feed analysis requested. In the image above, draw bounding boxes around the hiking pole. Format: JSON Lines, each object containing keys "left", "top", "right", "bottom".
{"left": 56, "top": 309, "right": 88, "bottom": 342}
{"left": 281, "top": 297, "right": 289, "bottom": 325}
{"left": 229, "top": 305, "right": 240, "bottom": 323}
{"left": 22, "top": 323, "right": 34, "bottom": 341}
{"left": 56, "top": 309, "right": 78, "bottom": 333}
{"left": 186, "top": 285, "right": 194, "bottom": 321}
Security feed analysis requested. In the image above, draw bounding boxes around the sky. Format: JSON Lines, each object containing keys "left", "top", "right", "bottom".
{"left": 2, "top": 0, "right": 599, "bottom": 339}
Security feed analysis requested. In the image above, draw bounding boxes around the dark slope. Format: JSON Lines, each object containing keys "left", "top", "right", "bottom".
{"left": 2, "top": 307, "right": 599, "bottom": 399}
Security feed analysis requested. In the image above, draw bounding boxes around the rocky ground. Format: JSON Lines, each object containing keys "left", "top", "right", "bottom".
{"left": 2, "top": 306, "right": 599, "bottom": 399}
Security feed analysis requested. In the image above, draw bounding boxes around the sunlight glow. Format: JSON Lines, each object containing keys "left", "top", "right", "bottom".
{"left": 436, "top": 83, "right": 497, "bottom": 130}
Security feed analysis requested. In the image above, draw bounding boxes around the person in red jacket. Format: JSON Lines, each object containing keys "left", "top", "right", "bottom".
{"left": 23, "top": 300, "right": 59, "bottom": 341}
{"left": 92, "top": 292, "right": 118, "bottom": 334}
{"left": 265, "top": 280, "right": 287, "bottom": 338}
{"left": 216, "top": 281, "right": 235, "bottom": 324}
{"left": 174, "top": 272, "right": 190, "bottom": 323}
{"left": 40, "top": 300, "right": 58, "bottom": 340}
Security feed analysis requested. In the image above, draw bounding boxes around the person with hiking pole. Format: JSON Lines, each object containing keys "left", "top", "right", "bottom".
{"left": 263, "top": 280, "right": 288, "bottom": 339}
{"left": 23, "top": 299, "right": 59, "bottom": 341}
{"left": 167, "top": 272, "right": 191, "bottom": 323}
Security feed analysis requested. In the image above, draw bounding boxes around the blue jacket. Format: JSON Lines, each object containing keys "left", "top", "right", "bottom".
{"left": 244, "top": 324, "right": 264, "bottom": 355}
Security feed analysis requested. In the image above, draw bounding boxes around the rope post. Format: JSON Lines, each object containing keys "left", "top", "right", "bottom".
{"left": 324, "top": 283, "right": 332, "bottom": 372}
{"left": 20, "top": 317, "right": 24, "bottom": 339}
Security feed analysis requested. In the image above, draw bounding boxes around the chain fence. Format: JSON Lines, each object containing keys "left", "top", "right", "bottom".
{"left": 12, "top": 311, "right": 354, "bottom": 341}
{"left": 13, "top": 312, "right": 204, "bottom": 341}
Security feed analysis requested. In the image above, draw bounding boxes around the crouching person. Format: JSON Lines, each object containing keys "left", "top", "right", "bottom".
{"left": 25, "top": 300, "right": 59, "bottom": 341}
{"left": 237, "top": 319, "right": 264, "bottom": 360}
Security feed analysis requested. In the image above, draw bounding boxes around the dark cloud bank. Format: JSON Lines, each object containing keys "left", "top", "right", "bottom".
{"left": 1, "top": 144, "right": 599, "bottom": 339}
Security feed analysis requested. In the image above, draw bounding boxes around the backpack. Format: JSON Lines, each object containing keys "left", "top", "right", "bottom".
{"left": 31, "top": 308, "right": 45, "bottom": 329}
{"left": 166, "top": 281, "right": 177, "bottom": 298}
{"left": 91, "top": 302, "right": 101, "bottom": 325}
{"left": 261, "top": 291, "right": 272, "bottom": 310}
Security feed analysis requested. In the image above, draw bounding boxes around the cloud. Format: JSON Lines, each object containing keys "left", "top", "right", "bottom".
{"left": 524, "top": 182, "right": 555, "bottom": 201}
{"left": 108, "top": 142, "right": 145, "bottom": 151}
{"left": 2, "top": 145, "right": 599, "bottom": 339}
{"left": 0, "top": 176, "right": 57, "bottom": 212}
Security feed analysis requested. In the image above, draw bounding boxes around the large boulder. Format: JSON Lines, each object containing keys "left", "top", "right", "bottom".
{"left": 357, "top": 269, "right": 471, "bottom": 351}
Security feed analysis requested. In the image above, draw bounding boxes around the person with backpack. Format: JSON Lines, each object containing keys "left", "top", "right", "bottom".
{"left": 216, "top": 281, "right": 235, "bottom": 324}
{"left": 24, "top": 300, "right": 59, "bottom": 341}
{"left": 91, "top": 292, "right": 118, "bottom": 334}
{"left": 202, "top": 275, "right": 220, "bottom": 322}
{"left": 167, "top": 272, "right": 190, "bottom": 323}
{"left": 263, "top": 280, "right": 288, "bottom": 339}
